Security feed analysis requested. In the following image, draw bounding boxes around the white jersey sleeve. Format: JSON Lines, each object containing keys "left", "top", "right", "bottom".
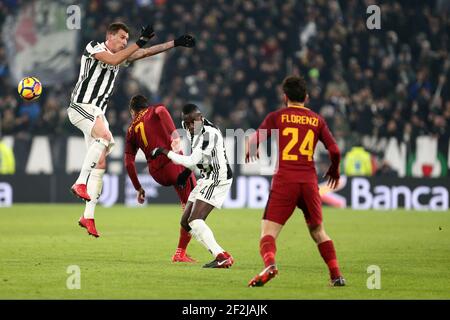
{"left": 169, "top": 119, "right": 232, "bottom": 181}
{"left": 167, "top": 131, "right": 217, "bottom": 170}
{"left": 85, "top": 41, "right": 106, "bottom": 57}
{"left": 167, "top": 134, "right": 204, "bottom": 170}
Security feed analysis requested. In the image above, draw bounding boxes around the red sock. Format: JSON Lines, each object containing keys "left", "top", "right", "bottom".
{"left": 177, "top": 227, "right": 191, "bottom": 250}
{"left": 318, "top": 240, "right": 341, "bottom": 279}
{"left": 260, "top": 235, "right": 276, "bottom": 267}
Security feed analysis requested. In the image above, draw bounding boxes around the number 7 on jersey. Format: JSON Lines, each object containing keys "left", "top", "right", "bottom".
{"left": 135, "top": 122, "right": 148, "bottom": 147}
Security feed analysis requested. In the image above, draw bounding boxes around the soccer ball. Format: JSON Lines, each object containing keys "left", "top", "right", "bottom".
{"left": 18, "top": 77, "right": 42, "bottom": 101}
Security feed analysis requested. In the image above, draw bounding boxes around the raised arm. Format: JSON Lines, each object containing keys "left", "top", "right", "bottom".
{"left": 94, "top": 25, "right": 155, "bottom": 66}
{"left": 127, "top": 41, "right": 173, "bottom": 62}
{"left": 95, "top": 44, "right": 140, "bottom": 66}
{"left": 127, "top": 35, "right": 195, "bottom": 63}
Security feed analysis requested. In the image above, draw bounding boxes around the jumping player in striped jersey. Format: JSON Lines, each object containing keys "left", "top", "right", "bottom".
{"left": 68, "top": 22, "right": 195, "bottom": 237}
{"left": 151, "top": 104, "right": 234, "bottom": 268}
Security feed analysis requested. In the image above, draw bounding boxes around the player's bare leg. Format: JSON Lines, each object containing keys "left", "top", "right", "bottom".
{"left": 172, "top": 201, "right": 196, "bottom": 263}
{"left": 78, "top": 151, "right": 106, "bottom": 238}
{"left": 187, "top": 200, "right": 233, "bottom": 268}
{"left": 308, "top": 223, "right": 345, "bottom": 286}
{"left": 248, "top": 219, "right": 282, "bottom": 287}
{"left": 71, "top": 116, "right": 111, "bottom": 201}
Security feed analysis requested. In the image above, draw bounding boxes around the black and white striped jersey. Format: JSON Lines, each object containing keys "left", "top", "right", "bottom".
{"left": 189, "top": 119, "right": 233, "bottom": 181}
{"left": 168, "top": 119, "right": 233, "bottom": 181}
{"left": 71, "top": 41, "right": 122, "bottom": 112}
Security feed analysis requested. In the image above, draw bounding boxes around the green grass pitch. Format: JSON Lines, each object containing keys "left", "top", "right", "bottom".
{"left": 0, "top": 204, "right": 449, "bottom": 299}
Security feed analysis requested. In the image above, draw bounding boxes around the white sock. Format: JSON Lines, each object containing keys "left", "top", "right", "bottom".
{"left": 189, "top": 219, "right": 224, "bottom": 257}
{"left": 83, "top": 168, "right": 104, "bottom": 219}
{"left": 76, "top": 138, "right": 108, "bottom": 185}
{"left": 189, "top": 229, "right": 210, "bottom": 253}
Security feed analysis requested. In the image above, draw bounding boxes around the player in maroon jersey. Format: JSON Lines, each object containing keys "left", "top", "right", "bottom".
{"left": 246, "top": 76, "right": 345, "bottom": 287}
{"left": 124, "top": 94, "right": 197, "bottom": 263}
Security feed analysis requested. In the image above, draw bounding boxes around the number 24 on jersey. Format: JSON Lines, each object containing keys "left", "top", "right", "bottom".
{"left": 282, "top": 128, "right": 314, "bottom": 161}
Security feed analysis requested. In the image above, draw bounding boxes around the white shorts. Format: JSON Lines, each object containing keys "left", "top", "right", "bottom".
{"left": 67, "top": 102, "right": 115, "bottom": 155}
{"left": 188, "top": 178, "right": 233, "bottom": 209}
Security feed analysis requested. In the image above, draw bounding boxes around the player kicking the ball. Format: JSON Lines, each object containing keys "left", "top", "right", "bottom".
{"left": 246, "top": 76, "right": 346, "bottom": 287}
{"left": 124, "top": 95, "right": 197, "bottom": 263}
{"left": 67, "top": 22, "right": 195, "bottom": 237}
{"left": 151, "top": 104, "right": 234, "bottom": 268}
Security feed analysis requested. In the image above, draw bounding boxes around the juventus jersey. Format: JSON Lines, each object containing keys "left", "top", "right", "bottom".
{"left": 71, "top": 41, "right": 122, "bottom": 112}
{"left": 168, "top": 119, "right": 233, "bottom": 181}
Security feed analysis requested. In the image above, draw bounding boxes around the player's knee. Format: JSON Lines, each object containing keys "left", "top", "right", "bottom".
{"left": 99, "top": 131, "right": 112, "bottom": 142}
{"left": 188, "top": 217, "right": 204, "bottom": 228}
{"left": 187, "top": 213, "right": 196, "bottom": 224}
{"left": 310, "top": 233, "right": 320, "bottom": 243}
{"left": 180, "top": 214, "right": 189, "bottom": 229}
{"left": 95, "top": 137, "right": 110, "bottom": 149}
{"left": 180, "top": 219, "right": 190, "bottom": 232}
{"left": 93, "top": 120, "right": 112, "bottom": 142}
{"left": 312, "top": 230, "right": 330, "bottom": 244}
{"left": 187, "top": 216, "right": 195, "bottom": 225}
{"left": 309, "top": 224, "right": 324, "bottom": 242}
{"left": 96, "top": 156, "right": 106, "bottom": 169}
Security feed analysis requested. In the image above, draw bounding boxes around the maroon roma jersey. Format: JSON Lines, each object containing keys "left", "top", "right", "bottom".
{"left": 125, "top": 105, "right": 177, "bottom": 172}
{"left": 251, "top": 105, "right": 339, "bottom": 183}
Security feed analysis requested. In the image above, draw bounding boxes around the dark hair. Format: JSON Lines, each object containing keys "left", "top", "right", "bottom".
{"left": 182, "top": 103, "right": 200, "bottom": 115}
{"left": 107, "top": 22, "right": 130, "bottom": 35}
{"left": 282, "top": 76, "right": 307, "bottom": 103}
{"left": 129, "top": 95, "right": 148, "bottom": 112}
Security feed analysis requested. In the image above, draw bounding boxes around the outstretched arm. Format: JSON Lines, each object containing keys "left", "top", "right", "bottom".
{"left": 127, "top": 41, "right": 174, "bottom": 62}
{"left": 95, "top": 44, "right": 140, "bottom": 66}
{"left": 94, "top": 25, "right": 155, "bottom": 66}
{"left": 151, "top": 147, "right": 201, "bottom": 170}
{"left": 152, "top": 131, "right": 215, "bottom": 170}
{"left": 127, "top": 35, "right": 195, "bottom": 63}
{"left": 167, "top": 149, "right": 202, "bottom": 169}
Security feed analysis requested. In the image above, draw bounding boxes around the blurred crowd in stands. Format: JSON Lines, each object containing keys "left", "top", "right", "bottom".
{"left": 1, "top": 0, "right": 450, "bottom": 175}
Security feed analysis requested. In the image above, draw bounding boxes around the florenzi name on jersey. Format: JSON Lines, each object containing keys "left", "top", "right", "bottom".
{"left": 281, "top": 114, "right": 319, "bottom": 127}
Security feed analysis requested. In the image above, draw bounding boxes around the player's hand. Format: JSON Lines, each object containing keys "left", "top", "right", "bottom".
{"left": 137, "top": 187, "right": 146, "bottom": 204}
{"left": 176, "top": 168, "right": 192, "bottom": 189}
{"left": 174, "top": 34, "right": 195, "bottom": 47}
{"left": 150, "top": 147, "right": 164, "bottom": 159}
{"left": 136, "top": 24, "right": 155, "bottom": 48}
{"left": 323, "top": 166, "right": 340, "bottom": 190}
